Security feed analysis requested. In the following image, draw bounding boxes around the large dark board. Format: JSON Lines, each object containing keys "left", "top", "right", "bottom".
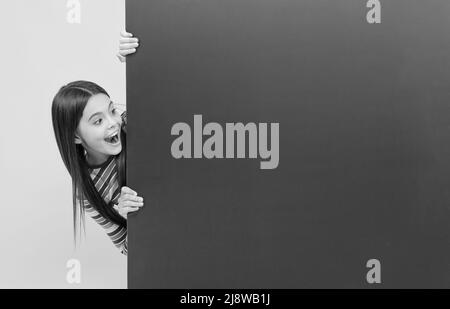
{"left": 126, "top": 0, "right": 450, "bottom": 288}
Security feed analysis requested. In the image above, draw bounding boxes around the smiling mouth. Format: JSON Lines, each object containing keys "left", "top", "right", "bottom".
{"left": 104, "top": 132, "right": 120, "bottom": 145}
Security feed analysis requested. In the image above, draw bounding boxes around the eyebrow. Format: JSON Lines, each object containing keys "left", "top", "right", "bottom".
{"left": 88, "top": 101, "right": 114, "bottom": 121}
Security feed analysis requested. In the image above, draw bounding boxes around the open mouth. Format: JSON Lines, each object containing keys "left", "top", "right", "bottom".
{"left": 104, "top": 132, "right": 120, "bottom": 145}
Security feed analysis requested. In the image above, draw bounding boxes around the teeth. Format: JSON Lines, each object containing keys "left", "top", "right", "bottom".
{"left": 105, "top": 132, "right": 119, "bottom": 144}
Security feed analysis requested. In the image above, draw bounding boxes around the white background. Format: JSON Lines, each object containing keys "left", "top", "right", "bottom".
{"left": 0, "top": 0, "right": 127, "bottom": 288}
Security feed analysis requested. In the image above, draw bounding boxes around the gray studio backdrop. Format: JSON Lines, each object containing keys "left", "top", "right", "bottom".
{"left": 126, "top": 0, "right": 450, "bottom": 288}
{"left": 0, "top": 0, "right": 127, "bottom": 288}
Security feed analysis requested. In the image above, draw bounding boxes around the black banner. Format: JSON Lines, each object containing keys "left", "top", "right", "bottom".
{"left": 126, "top": 0, "right": 450, "bottom": 288}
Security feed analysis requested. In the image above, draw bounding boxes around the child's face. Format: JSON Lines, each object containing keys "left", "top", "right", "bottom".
{"left": 75, "top": 93, "right": 123, "bottom": 165}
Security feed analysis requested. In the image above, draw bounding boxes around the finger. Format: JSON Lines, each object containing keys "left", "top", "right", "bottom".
{"left": 120, "top": 30, "right": 133, "bottom": 38}
{"left": 122, "top": 194, "right": 143, "bottom": 203}
{"left": 123, "top": 200, "right": 144, "bottom": 208}
{"left": 119, "top": 43, "right": 139, "bottom": 50}
{"left": 119, "top": 206, "right": 140, "bottom": 216}
{"left": 121, "top": 186, "right": 138, "bottom": 196}
{"left": 120, "top": 37, "right": 139, "bottom": 44}
{"left": 126, "top": 206, "right": 140, "bottom": 213}
{"left": 118, "top": 49, "right": 136, "bottom": 57}
{"left": 118, "top": 192, "right": 140, "bottom": 202}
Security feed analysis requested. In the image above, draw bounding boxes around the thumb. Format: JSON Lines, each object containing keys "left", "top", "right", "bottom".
{"left": 117, "top": 53, "right": 126, "bottom": 63}
{"left": 120, "top": 30, "right": 133, "bottom": 38}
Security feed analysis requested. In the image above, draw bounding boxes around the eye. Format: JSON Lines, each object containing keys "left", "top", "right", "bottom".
{"left": 94, "top": 118, "right": 102, "bottom": 125}
{"left": 112, "top": 108, "right": 117, "bottom": 114}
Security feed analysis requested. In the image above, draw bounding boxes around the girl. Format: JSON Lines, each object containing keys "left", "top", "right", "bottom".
{"left": 51, "top": 31, "right": 140, "bottom": 255}
{"left": 51, "top": 80, "right": 142, "bottom": 255}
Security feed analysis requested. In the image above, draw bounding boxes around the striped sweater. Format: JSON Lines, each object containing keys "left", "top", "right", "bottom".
{"left": 84, "top": 155, "right": 128, "bottom": 255}
{"left": 80, "top": 110, "right": 128, "bottom": 255}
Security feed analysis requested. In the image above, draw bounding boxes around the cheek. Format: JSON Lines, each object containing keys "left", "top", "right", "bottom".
{"left": 92, "top": 130, "right": 107, "bottom": 144}
{"left": 80, "top": 126, "right": 105, "bottom": 146}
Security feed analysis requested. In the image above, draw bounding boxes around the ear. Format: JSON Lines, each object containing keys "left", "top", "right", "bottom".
{"left": 74, "top": 133, "right": 82, "bottom": 145}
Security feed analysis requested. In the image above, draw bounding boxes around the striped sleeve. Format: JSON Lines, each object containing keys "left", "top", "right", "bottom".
{"left": 80, "top": 199, "right": 128, "bottom": 256}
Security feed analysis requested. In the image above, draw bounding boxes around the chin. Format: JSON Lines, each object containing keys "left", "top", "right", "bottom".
{"left": 111, "top": 144, "right": 123, "bottom": 155}
{"left": 103, "top": 142, "right": 122, "bottom": 156}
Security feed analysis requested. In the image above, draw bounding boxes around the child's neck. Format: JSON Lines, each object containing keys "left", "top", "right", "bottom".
{"left": 86, "top": 152, "right": 110, "bottom": 167}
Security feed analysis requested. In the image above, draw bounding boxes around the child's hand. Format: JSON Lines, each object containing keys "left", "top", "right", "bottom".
{"left": 114, "top": 186, "right": 144, "bottom": 218}
{"left": 117, "top": 30, "right": 139, "bottom": 63}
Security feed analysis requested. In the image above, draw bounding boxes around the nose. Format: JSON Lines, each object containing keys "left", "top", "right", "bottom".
{"left": 106, "top": 114, "right": 120, "bottom": 129}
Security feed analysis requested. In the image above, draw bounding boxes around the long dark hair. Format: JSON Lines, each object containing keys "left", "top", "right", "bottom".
{"left": 51, "top": 81, "right": 127, "bottom": 244}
